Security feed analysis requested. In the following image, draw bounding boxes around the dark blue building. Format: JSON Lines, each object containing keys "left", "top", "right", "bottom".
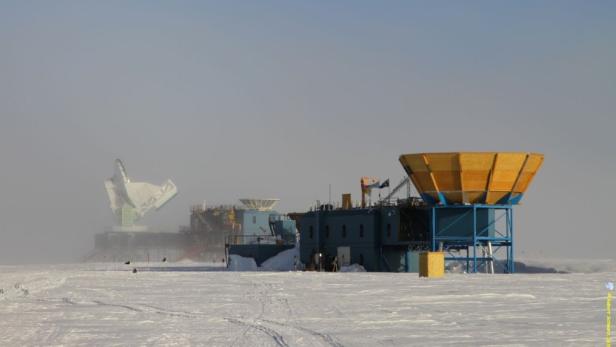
{"left": 298, "top": 202, "right": 431, "bottom": 272}
{"left": 298, "top": 200, "right": 500, "bottom": 272}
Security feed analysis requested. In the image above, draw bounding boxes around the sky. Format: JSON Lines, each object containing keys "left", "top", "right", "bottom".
{"left": 0, "top": 1, "right": 614, "bottom": 263}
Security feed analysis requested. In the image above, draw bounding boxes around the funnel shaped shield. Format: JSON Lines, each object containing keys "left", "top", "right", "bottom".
{"left": 399, "top": 152, "right": 543, "bottom": 205}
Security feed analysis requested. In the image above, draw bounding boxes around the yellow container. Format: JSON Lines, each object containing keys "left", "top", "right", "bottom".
{"left": 419, "top": 252, "right": 445, "bottom": 278}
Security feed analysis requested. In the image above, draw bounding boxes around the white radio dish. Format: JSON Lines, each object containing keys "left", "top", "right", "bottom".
{"left": 104, "top": 159, "right": 178, "bottom": 229}
{"left": 239, "top": 198, "right": 280, "bottom": 211}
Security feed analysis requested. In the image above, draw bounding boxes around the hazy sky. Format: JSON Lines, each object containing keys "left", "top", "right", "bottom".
{"left": 1, "top": 1, "right": 614, "bottom": 263}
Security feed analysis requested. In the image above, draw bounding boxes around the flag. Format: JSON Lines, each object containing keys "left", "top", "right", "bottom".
{"left": 379, "top": 179, "right": 390, "bottom": 189}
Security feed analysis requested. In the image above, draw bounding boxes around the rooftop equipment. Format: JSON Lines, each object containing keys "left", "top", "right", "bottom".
{"left": 382, "top": 177, "right": 411, "bottom": 202}
{"left": 342, "top": 194, "right": 352, "bottom": 209}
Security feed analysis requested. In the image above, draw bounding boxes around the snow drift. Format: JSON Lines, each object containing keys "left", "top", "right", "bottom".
{"left": 227, "top": 255, "right": 257, "bottom": 271}
{"left": 260, "top": 246, "right": 301, "bottom": 271}
{"left": 340, "top": 264, "right": 366, "bottom": 272}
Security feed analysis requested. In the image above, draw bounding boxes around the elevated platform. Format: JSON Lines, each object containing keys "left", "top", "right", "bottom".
{"left": 430, "top": 204, "right": 514, "bottom": 273}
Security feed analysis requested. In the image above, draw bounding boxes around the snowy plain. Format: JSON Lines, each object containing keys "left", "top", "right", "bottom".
{"left": 0, "top": 263, "right": 611, "bottom": 346}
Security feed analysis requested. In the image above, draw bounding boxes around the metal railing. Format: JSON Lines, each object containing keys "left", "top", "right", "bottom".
{"left": 226, "top": 234, "right": 282, "bottom": 246}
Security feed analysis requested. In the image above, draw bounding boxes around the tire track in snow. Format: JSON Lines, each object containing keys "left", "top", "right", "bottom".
{"left": 51, "top": 297, "right": 201, "bottom": 319}
{"left": 260, "top": 318, "right": 344, "bottom": 347}
{"left": 255, "top": 279, "right": 344, "bottom": 347}
{"left": 226, "top": 317, "right": 289, "bottom": 347}
{"left": 42, "top": 295, "right": 204, "bottom": 320}
{"left": 228, "top": 279, "right": 272, "bottom": 346}
{"left": 41, "top": 323, "right": 63, "bottom": 346}
{"left": 138, "top": 303, "right": 200, "bottom": 318}
{"left": 228, "top": 279, "right": 291, "bottom": 347}
{"left": 228, "top": 277, "right": 344, "bottom": 347}
{"left": 92, "top": 300, "right": 143, "bottom": 312}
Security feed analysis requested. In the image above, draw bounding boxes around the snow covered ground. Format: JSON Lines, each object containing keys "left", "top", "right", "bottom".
{"left": 0, "top": 263, "right": 611, "bottom": 346}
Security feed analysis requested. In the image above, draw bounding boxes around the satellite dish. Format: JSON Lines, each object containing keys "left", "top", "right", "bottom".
{"left": 239, "top": 198, "right": 279, "bottom": 211}
{"left": 104, "top": 159, "right": 178, "bottom": 229}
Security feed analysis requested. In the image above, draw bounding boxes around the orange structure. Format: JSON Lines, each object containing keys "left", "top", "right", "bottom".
{"left": 360, "top": 176, "right": 380, "bottom": 208}
{"left": 399, "top": 152, "right": 544, "bottom": 205}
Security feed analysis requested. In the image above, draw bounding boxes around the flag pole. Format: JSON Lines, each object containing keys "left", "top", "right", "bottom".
{"left": 607, "top": 282, "right": 614, "bottom": 347}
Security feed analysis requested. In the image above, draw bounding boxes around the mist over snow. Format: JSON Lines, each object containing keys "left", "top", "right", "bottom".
{"left": 0, "top": 2, "right": 614, "bottom": 263}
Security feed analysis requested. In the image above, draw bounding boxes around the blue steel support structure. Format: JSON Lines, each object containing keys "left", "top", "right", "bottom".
{"left": 510, "top": 208, "right": 514, "bottom": 273}
{"left": 430, "top": 204, "right": 514, "bottom": 273}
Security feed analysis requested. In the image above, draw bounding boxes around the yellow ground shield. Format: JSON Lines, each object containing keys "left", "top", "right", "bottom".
{"left": 399, "top": 152, "right": 544, "bottom": 205}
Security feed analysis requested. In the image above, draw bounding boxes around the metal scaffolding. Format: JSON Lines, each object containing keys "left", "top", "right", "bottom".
{"left": 431, "top": 204, "right": 514, "bottom": 273}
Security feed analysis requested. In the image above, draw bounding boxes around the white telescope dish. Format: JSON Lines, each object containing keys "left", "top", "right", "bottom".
{"left": 104, "top": 159, "right": 178, "bottom": 228}
{"left": 239, "top": 198, "right": 279, "bottom": 211}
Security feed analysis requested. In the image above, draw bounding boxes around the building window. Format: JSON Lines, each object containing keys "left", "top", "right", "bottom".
{"left": 309, "top": 226, "right": 313, "bottom": 239}
{"left": 359, "top": 254, "right": 364, "bottom": 266}
{"left": 387, "top": 223, "right": 392, "bottom": 237}
{"left": 342, "top": 225, "right": 347, "bottom": 239}
{"left": 325, "top": 225, "right": 330, "bottom": 239}
{"left": 252, "top": 216, "right": 257, "bottom": 224}
{"left": 359, "top": 224, "right": 364, "bottom": 238}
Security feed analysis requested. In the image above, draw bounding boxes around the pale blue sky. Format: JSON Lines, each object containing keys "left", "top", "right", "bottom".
{"left": 0, "top": 1, "right": 614, "bottom": 262}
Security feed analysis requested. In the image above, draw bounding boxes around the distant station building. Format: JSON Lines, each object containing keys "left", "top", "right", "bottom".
{"left": 187, "top": 199, "right": 296, "bottom": 264}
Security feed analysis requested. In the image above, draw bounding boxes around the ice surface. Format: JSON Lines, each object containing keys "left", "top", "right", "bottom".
{"left": 0, "top": 263, "right": 611, "bottom": 346}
